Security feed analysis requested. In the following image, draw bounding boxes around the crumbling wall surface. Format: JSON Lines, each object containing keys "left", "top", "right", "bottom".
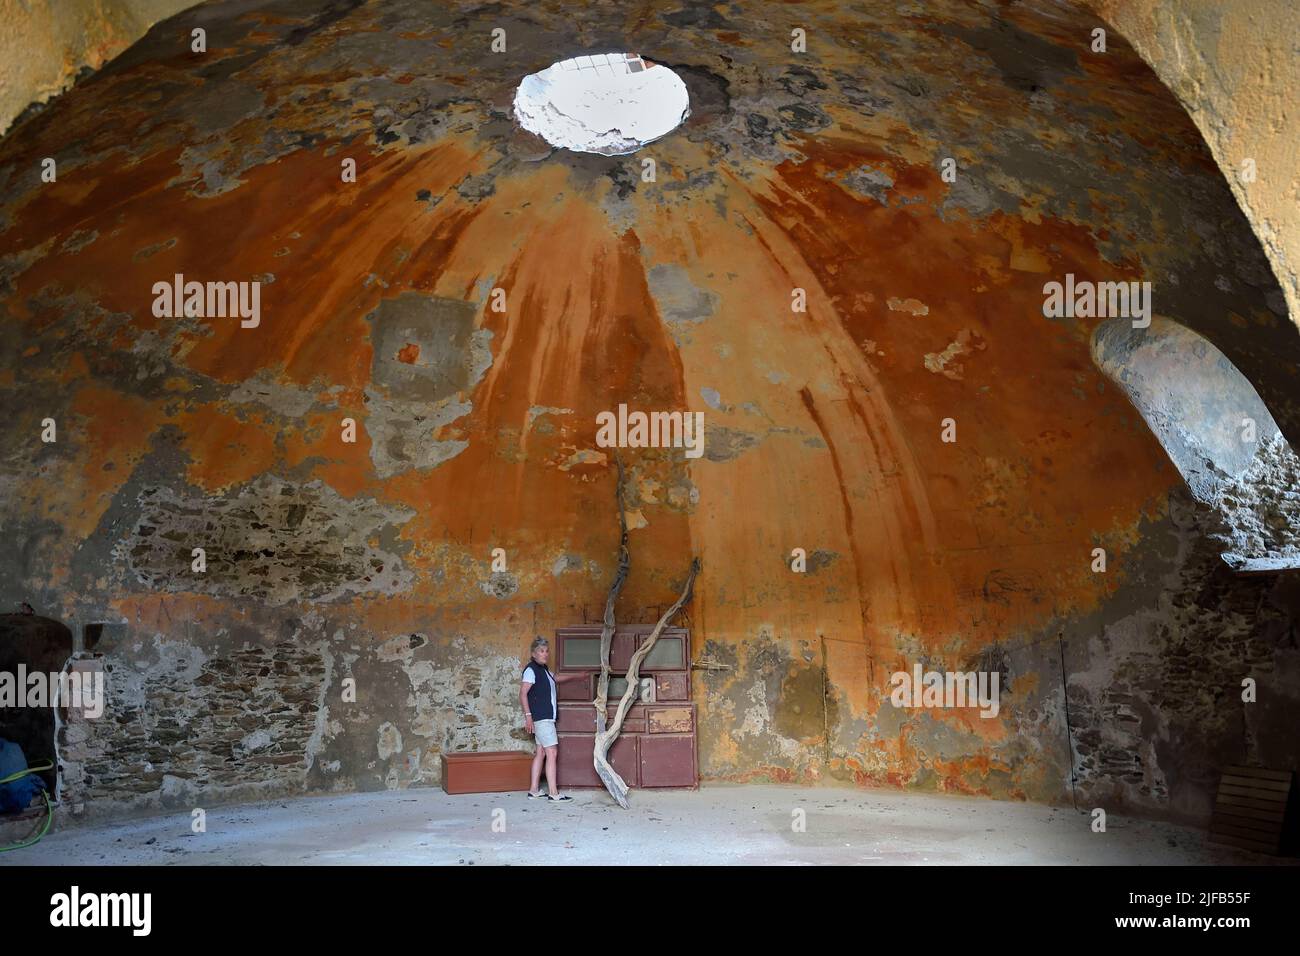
{"left": 0, "top": 0, "right": 199, "bottom": 137}
{"left": 1212, "top": 435, "right": 1300, "bottom": 571}
{"left": 1086, "top": 0, "right": 1300, "bottom": 331}
{"left": 1063, "top": 490, "right": 1300, "bottom": 821}
{"left": 61, "top": 627, "right": 330, "bottom": 818}
{"left": 0, "top": 0, "right": 1296, "bottom": 826}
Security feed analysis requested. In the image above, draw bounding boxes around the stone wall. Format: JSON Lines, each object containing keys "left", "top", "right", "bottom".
{"left": 61, "top": 631, "right": 329, "bottom": 816}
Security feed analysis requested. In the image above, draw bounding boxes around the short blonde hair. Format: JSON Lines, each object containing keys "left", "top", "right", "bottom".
{"left": 530, "top": 636, "right": 549, "bottom": 656}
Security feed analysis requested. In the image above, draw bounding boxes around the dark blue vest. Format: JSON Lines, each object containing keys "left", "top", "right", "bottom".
{"left": 524, "top": 661, "right": 556, "bottom": 721}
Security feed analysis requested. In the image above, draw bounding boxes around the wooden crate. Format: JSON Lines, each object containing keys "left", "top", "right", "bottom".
{"left": 440, "top": 750, "right": 534, "bottom": 795}
{"left": 1208, "top": 765, "right": 1297, "bottom": 855}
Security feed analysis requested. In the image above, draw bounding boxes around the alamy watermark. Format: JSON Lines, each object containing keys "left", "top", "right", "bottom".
{"left": 889, "top": 663, "right": 1000, "bottom": 718}
{"left": 1043, "top": 273, "right": 1151, "bottom": 328}
{"left": 50, "top": 886, "right": 150, "bottom": 936}
{"left": 151, "top": 273, "right": 261, "bottom": 328}
{"left": 595, "top": 404, "right": 705, "bottom": 459}
{"left": 0, "top": 665, "right": 104, "bottom": 718}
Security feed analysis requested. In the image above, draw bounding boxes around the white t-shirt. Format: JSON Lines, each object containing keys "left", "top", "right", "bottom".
{"left": 521, "top": 665, "right": 557, "bottom": 719}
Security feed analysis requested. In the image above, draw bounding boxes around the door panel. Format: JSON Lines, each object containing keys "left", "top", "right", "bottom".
{"left": 648, "top": 705, "right": 694, "bottom": 734}
{"left": 557, "top": 674, "right": 592, "bottom": 701}
{"left": 556, "top": 734, "right": 639, "bottom": 788}
{"left": 640, "top": 735, "right": 696, "bottom": 787}
{"left": 655, "top": 672, "right": 689, "bottom": 701}
{"left": 556, "top": 734, "right": 599, "bottom": 787}
{"left": 556, "top": 705, "right": 598, "bottom": 733}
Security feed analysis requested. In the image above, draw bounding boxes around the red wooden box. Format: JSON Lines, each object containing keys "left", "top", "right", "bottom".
{"left": 440, "top": 750, "right": 533, "bottom": 794}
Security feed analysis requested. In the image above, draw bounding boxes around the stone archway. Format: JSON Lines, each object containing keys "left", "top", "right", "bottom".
{"left": 1092, "top": 315, "right": 1300, "bottom": 571}
{"left": 0, "top": 612, "right": 73, "bottom": 796}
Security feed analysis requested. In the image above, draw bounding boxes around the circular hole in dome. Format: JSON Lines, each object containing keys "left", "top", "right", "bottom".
{"left": 513, "top": 53, "right": 691, "bottom": 156}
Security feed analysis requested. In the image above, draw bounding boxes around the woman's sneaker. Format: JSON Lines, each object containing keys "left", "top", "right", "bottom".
{"left": 547, "top": 793, "right": 573, "bottom": 802}
{"left": 527, "top": 790, "right": 545, "bottom": 799}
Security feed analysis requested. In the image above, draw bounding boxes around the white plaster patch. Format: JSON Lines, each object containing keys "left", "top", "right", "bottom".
{"left": 736, "top": 677, "right": 804, "bottom": 760}
{"left": 558, "top": 447, "right": 607, "bottom": 471}
{"left": 924, "top": 328, "right": 985, "bottom": 380}
{"left": 527, "top": 405, "right": 574, "bottom": 427}
{"left": 377, "top": 721, "right": 403, "bottom": 761}
{"left": 304, "top": 639, "right": 338, "bottom": 773}
{"left": 239, "top": 729, "right": 273, "bottom": 753}
{"left": 887, "top": 296, "right": 929, "bottom": 316}
{"left": 227, "top": 369, "right": 319, "bottom": 418}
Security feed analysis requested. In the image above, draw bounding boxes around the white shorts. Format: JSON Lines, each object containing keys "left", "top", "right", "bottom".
{"left": 533, "top": 719, "right": 558, "bottom": 748}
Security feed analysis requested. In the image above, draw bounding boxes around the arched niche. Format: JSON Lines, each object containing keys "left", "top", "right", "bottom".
{"left": 0, "top": 612, "right": 73, "bottom": 796}
{"left": 1092, "top": 316, "right": 1300, "bottom": 572}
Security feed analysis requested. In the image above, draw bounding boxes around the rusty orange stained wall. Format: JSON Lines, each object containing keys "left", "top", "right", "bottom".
{"left": 0, "top": 0, "right": 1295, "bottom": 819}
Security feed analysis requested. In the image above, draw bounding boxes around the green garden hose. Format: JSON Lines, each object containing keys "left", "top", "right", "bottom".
{"left": 0, "top": 760, "right": 54, "bottom": 852}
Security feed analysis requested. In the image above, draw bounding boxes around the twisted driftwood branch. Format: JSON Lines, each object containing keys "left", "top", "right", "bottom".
{"left": 593, "top": 456, "right": 630, "bottom": 734}
{"left": 592, "top": 457, "right": 631, "bottom": 804}
{"left": 593, "top": 556, "right": 701, "bottom": 808}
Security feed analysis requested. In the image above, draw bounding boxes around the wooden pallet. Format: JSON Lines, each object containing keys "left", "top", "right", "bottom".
{"left": 1208, "top": 765, "right": 1296, "bottom": 855}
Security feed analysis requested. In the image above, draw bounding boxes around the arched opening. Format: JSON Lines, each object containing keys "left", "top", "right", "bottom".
{"left": 513, "top": 53, "right": 690, "bottom": 155}
{"left": 1092, "top": 316, "right": 1300, "bottom": 571}
{"left": 0, "top": 613, "right": 73, "bottom": 801}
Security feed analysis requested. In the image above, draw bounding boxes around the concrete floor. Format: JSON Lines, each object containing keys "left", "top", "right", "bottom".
{"left": 3, "top": 783, "right": 1290, "bottom": 865}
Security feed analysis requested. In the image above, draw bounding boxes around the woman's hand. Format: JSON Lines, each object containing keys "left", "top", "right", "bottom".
{"left": 525, "top": 715, "right": 534, "bottom": 734}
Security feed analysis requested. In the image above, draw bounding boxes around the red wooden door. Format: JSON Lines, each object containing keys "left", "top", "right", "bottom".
{"left": 552, "top": 625, "right": 698, "bottom": 789}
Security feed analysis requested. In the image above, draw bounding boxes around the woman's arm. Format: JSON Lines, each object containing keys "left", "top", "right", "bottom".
{"left": 519, "top": 680, "right": 534, "bottom": 733}
{"left": 555, "top": 671, "right": 585, "bottom": 683}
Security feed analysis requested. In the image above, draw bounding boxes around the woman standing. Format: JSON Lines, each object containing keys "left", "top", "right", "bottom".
{"left": 520, "top": 637, "right": 583, "bottom": 800}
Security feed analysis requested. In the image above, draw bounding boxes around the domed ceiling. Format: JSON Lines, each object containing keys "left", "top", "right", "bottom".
{"left": 1, "top": 0, "right": 1296, "bottom": 819}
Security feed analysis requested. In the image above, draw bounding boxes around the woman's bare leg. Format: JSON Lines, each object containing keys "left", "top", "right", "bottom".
{"left": 530, "top": 746, "right": 545, "bottom": 794}
{"left": 544, "top": 746, "right": 559, "bottom": 796}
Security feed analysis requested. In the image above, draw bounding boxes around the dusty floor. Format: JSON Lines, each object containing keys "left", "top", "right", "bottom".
{"left": 3, "top": 784, "right": 1288, "bottom": 866}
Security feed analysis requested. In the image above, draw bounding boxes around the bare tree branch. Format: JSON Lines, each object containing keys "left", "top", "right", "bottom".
{"left": 593, "top": 557, "right": 701, "bottom": 808}
{"left": 594, "top": 457, "right": 630, "bottom": 736}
